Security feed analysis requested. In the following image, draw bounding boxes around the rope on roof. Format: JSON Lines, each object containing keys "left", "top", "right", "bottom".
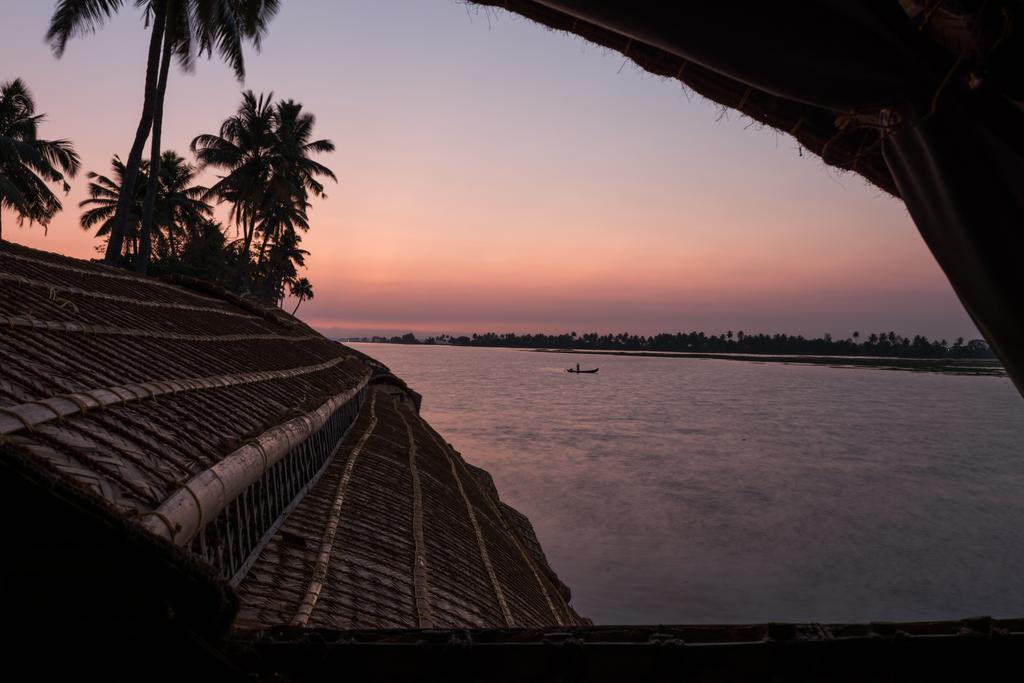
{"left": 292, "top": 391, "right": 379, "bottom": 627}
{"left": 423, "top": 425, "right": 514, "bottom": 627}
{"left": 0, "top": 315, "right": 320, "bottom": 342}
{"left": 0, "top": 271, "right": 259, "bottom": 318}
{"left": 0, "top": 247, "right": 227, "bottom": 305}
{"left": 0, "top": 354, "right": 360, "bottom": 436}
{"left": 398, "top": 399, "right": 435, "bottom": 629}
{"left": 427, "top": 425, "right": 570, "bottom": 626}
{"left": 140, "top": 368, "right": 371, "bottom": 545}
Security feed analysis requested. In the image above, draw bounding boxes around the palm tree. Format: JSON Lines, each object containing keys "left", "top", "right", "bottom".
{"left": 192, "top": 92, "right": 335, "bottom": 290}
{"left": 261, "top": 227, "right": 309, "bottom": 304}
{"left": 80, "top": 151, "right": 209, "bottom": 261}
{"left": 289, "top": 277, "right": 313, "bottom": 315}
{"left": 0, "top": 78, "right": 80, "bottom": 239}
{"left": 192, "top": 90, "right": 276, "bottom": 260}
{"left": 253, "top": 194, "right": 310, "bottom": 265}
{"left": 267, "top": 98, "right": 337, "bottom": 210}
{"left": 47, "top": 0, "right": 280, "bottom": 268}
{"left": 148, "top": 150, "right": 212, "bottom": 258}
{"left": 252, "top": 98, "right": 335, "bottom": 273}
{"left": 49, "top": 0, "right": 168, "bottom": 263}
{"left": 251, "top": 228, "right": 307, "bottom": 305}
{"left": 80, "top": 155, "right": 148, "bottom": 260}
{"left": 137, "top": 0, "right": 281, "bottom": 274}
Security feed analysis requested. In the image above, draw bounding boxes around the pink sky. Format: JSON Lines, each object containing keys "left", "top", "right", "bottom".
{"left": 1, "top": 1, "right": 978, "bottom": 340}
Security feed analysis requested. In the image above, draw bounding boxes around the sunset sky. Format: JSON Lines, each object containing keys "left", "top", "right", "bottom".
{"left": 2, "top": 0, "right": 979, "bottom": 340}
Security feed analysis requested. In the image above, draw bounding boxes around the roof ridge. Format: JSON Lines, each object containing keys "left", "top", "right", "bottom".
{"left": 0, "top": 270, "right": 260, "bottom": 318}
{"left": 142, "top": 371, "right": 371, "bottom": 546}
{"left": 0, "top": 313, "right": 320, "bottom": 342}
{"left": 0, "top": 242, "right": 228, "bottom": 305}
{"left": 0, "top": 354, "right": 360, "bottom": 436}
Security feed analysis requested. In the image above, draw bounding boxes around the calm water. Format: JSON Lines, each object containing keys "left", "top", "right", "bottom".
{"left": 351, "top": 343, "right": 1024, "bottom": 624}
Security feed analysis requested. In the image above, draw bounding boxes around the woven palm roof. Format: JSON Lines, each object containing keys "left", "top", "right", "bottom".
{"left": 237, "top": 384, "right": 584, "bottom": 629}
{"left": 0, "top": 239, "right": 583, "bottom": 633}
{"left": 465, "top": 1, "right": 898, "bottom": 196}
{"left": 467, "top": 1, "right": 1024, "bottom": 200}
{"left": 0, "top": 239, "right": 367, "bottom": 518}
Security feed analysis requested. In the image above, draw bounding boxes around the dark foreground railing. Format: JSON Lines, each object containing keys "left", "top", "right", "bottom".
{"left": 186, "top": 387, "right": 366, "bottom": 583}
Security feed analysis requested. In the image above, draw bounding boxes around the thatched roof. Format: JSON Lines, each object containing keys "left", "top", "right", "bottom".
{"left": 236, "top": 383, "right": 584, "bottom": 630}
{"left": 0, "top": 239, "right": 583, "bottom": 653}
{"left": 0, "top": 240, "right": 367, "bottom": 520}
{"left": 467, "top": 1, "right": 899, "bottom": 195}
{"left": 467, "top": 1, "right": 1021, "bottom": 199}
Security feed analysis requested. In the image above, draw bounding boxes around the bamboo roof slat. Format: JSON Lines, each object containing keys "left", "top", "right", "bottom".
{"left": 0, "top": 314, "right": 319, "bottom": 342}
{"left": 141, "top": 371, "right": 370, "bottom": 544}
{"left": 292, "top": 392, "right": 379, "bottom": 626}
{"left": 0, "top": 270, "right": 259, "bottom": 317}
{"left": 0, "top": 356, "right": 362, "bottom": 436}
{"left": 427, "top": 419, "right": 514, "bottom": 627}
{"left": 426, "top": 426, "right": 569, "bottom": 626}
{"left": 398, "top": 400, "right": 435, "bottom": 629}
{"left": 0, "top": 246, "right": 228, "bottom": 304}
{"left": 235, "top": 386, "right": 586, "bottom": 630}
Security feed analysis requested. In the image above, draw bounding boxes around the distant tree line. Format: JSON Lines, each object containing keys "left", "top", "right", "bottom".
{"left": 356, "top": 330, "right": 995, "bottom": 359}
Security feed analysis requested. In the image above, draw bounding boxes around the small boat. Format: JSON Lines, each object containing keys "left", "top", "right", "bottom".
{"left": 566, "top": 367, "right": 599, "bottom": 374}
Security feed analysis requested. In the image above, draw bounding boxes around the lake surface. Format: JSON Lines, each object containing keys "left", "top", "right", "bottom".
{"left": 351, "top": 343, "right": 1024, "bottom": 625}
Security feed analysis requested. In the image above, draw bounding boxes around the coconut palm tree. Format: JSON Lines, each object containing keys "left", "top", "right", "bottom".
{"left": 80, "top": 155, "right": 148, "bottom": 260}
{"left": 47, "top": 0, "right": 280, "bottom": 268}
{"left": 49, "top": 0, "right": 168, "bottom": 263}
{"left": 192, "top": 92, "right": 335, "bottom": 288}
{"left": 260, "top": 227, "right": 309, "bottom": 305}
{"left": 191, "top": 90, "right": 276, "bottom": 260}
{"left": 253, "top": 195, "right": 311, "bottom": 266}
{"left": 137, "top": 0, "right": 281, "bottom": 274}
{"left": 268, "top": 98, "right": 337, "bottom": 211}
{"left": 80, "top": 151, "right": 209, "bottom": 261}
{"left": 289, "top": 277, "right": 313, "bottom": 315}
{"left": 0, "top": 78, "right": 80, "bottom": 239}
{"left": 148, "top": 150, "right": 212, "bottom": 258}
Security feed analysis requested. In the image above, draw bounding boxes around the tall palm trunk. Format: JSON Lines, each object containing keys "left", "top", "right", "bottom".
{"left": 238, "top": 213, "right": 258, "bottom": 290}
{"left": 103, "top": 0, "right": 168, "bottom": 266}
{"left": 255, "top": 225, "right": 274, "bottom": 267}
{"left": 136, "top": 23, "right": 173, "bottom": 274}
{"left": 242, "top": 213, "right": 258, "bottom": 259}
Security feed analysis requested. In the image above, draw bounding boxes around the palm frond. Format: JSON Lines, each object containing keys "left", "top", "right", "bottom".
{"left": 47, "top": 0, "right": 128, "bottom": 57}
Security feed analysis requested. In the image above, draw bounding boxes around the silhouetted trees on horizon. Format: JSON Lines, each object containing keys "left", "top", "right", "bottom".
{"left": 82, "top": 90, "right": 333, "bottom": 305}
{"left": 47, "top": 0, "right": 281, "bottom": 269}
{"left": 4, "top": 4, "right": 325, "bottom": 310}
{"left": 354, "top": 330, "right": 996, "bottom": 360}
{"left": 18, "top": 84, "right": 335, "bottom": 309}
